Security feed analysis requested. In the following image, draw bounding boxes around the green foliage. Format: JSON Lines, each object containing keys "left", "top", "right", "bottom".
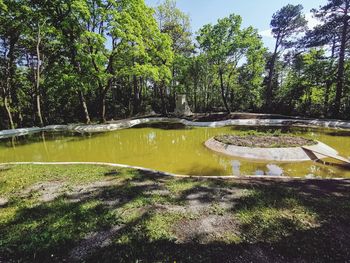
{"left": 156, "top": 0, "right": 193, "bottom": 55}
{"left": 1, "top": 0, "right": 350, "bottom": 128}
{"left": 264, "top": 4, "right": 308, "bottom": 111}
{"left": 276, "top": 48, "right": 337, "bottom": 117}
{"left": 197, "top": 14, "right": 266, "bottom": 112}
{"left": 270, "top": 4, "right": 307, "bottom": 48}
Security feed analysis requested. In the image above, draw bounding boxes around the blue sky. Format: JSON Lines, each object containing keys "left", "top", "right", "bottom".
{"left": 145, "top": 0, "right": 328, "bottom": 50}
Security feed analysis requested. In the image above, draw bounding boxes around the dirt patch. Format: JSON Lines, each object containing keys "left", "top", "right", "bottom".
{"left": 0, "top": 197, "right": 9, "bottom": 207}
{"left": 19, "top": 181, "right": 66, "bottom": 202}
{"left": 215, "top": 134, "right": 317, "bottom": 148}
{"left": 0, "top": 165, "right": 11, "bottom": 172}
{"left": 173, "top": 215, "right": 239, "bottom": 243}
{"left": 18, "top": 179, "right": 121, "bottom": 203}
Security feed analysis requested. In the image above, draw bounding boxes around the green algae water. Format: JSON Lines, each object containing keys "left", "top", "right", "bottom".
{"left": 1, "top": 124, "right": 350, "bottom": 178}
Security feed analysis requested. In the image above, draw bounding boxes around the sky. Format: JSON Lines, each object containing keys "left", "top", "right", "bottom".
{"left": 145, "top": 0, "right": 328, "bottom": 50}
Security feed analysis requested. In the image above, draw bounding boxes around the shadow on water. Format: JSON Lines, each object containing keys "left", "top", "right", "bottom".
{"left": 176, "top": 164, "right": 226, "bottom": 177}
{"left": 1, "top": 169, "right": 349, "bottom": 262}
{"left": 322, "top": 130, "right": 350, "bottom": 137}
{"left": 314, "top": 159, "right": 350, "bottom": 171}
{"left": 132, "top": 122, "right": 191, "bottom": 130}
{"left": 0, "top": 131, "right": 106, "bottom": 148}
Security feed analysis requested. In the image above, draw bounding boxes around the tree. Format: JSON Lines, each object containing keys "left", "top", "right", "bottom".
{"left": 116, "top": 0, "right": 173, "bottom": 116}
{"left": 307, "top": 0, "right": 350, "bottom": 117}
{"left": 278, "top": 49, "right": 333, "bottom": 116}
{"left": 302, "top": 22, "right": 339, "bottom": 117}
{"left": 24, "top": 0, "right": 53, "bottom": 127}
{"left": 1, "top": 0, "right": 349, "bottom": 128}
{"left": 156, "top": 0, "right": 192, "bottom": 55}
{"left": 197, "top": 14, "right": 265, "bottom": 113}
{"left": 0, "top": 0, "right": 29, "bottom": 129}
{"left": 44, "top": 0, "right": 93, "bottom": 124}
{"left": 68, "top": 0, "right": 173, "bottom": 121}
{"left": 265, "top": 4, "right": 307, "bottom": 111}
{"left": 156, "top": 0, "right": 193, "bottom": 112}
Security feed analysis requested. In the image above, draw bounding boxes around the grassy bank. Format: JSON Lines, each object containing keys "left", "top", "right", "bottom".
{"left": 0, "top": 164, "right": 349, "bottom": 262}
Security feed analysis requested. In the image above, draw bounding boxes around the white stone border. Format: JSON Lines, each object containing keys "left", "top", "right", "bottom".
{"left": 204, "top": 138, "right": 338, "bottom": 162}
{"left": 1, "top": 117, "right": 350, "bottom": 139}
{"left": 1, "top": 162, "right": 349, "bottom": 181}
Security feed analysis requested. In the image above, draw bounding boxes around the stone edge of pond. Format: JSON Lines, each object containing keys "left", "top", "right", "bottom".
{"left": 1, "top": 162, "right": 350, "bottom": 182}
{"left": 1, "top": 117, "right": 350, "bottom": 139}
{"left": 204, "top": 138, "right": 337, "bottom": 162}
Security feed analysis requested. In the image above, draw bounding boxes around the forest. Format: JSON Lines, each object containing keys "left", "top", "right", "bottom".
{"left": 0, "top": 0, "right": 349, "bottom": 129}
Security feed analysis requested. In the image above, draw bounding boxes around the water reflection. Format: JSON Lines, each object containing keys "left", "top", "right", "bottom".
{"left": 266, "top": 164, "right": 284, "bottom": 176}
{"left": 230, "top": 160, "right": 285, "bottom": 177}
{"left": 148, "top": 132, "right": 156, "bottom": 142}
{"left": 255, "top": 170, "right": 265, "bottom": 176}
{"left": 231, "top": 160, "right": 241, "bottom": 176}
{"left": 305, "top": 174, "right": 316, "bottom": 179}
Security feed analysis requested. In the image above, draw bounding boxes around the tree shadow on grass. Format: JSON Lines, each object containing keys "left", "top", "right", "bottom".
{"left": 86, "top": 178, "right": 350, "bottom": 262}
{"left": 0, "top": 170, "right": 350, "bottom": 262}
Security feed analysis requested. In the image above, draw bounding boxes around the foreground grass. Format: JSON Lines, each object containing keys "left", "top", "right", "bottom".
{"left": 0, "top": 164, "right": 349, "bottom": 262}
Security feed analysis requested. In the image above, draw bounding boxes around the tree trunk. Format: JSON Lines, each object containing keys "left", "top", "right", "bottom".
{"left": 132, "top": 76, "right": 140, "bottom": 115}
{"left": 67, "top": 32, "right": 91, "bottom": 124}
{"left": 36, "top": 94, "right": 43, "bottom": 126}
{"left": 35, "top": 25, "right": 44, "bottom": 127}
{"left": 2, "top": 36, "right": 17, "bottom": 129}
{"left": 97, "top": 80, "right": 106, "bottom": 123}
{"left": 333, "top": 5, "right": 349, "bottom": 117}
{"left": 324, "top": 40, "right": 336, "bottom": 117}
{"left": 99, "top": 80, "right": 112, "bottom": 123}
{"left": 2, "top": 89, "right": 14, "bottom": 130}
{"left": 265, "top": 36, "right": 280, "bottom": 111}
{"left": 193, "top": 74, "right": 198, "bottom": 112}
{"left": 139, "top": 77, "right": 143, "bottom": 106}
{"left": 219, "top": 70, "right": 230, "bottom": 113}
{"left": 159, "top": 82, "right": 167, "bottom": 115}
{"left": 100, "top": 95, "right": 106, "bottom": 123}
{"left": 78, "top": 89, "right": 91, "bottom": 124}
{"left": 324, "top": 80, "right": 331, "bottom": 117}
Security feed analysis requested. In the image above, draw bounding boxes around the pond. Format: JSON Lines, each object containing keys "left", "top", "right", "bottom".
{"left": 1, "top": 123, "right": 350, "bottom": 178}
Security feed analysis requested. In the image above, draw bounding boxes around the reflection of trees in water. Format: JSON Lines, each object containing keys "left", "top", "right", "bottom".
{"left": 1, "top": 131, "right": 99, "bottom": 149}
{"left": 133, "top": 122, "right": 190, "bottom": 130}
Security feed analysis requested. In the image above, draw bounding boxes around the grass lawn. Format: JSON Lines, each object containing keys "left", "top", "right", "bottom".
{"left": 0, "top": 164, "right": 349, "bottom": 262}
